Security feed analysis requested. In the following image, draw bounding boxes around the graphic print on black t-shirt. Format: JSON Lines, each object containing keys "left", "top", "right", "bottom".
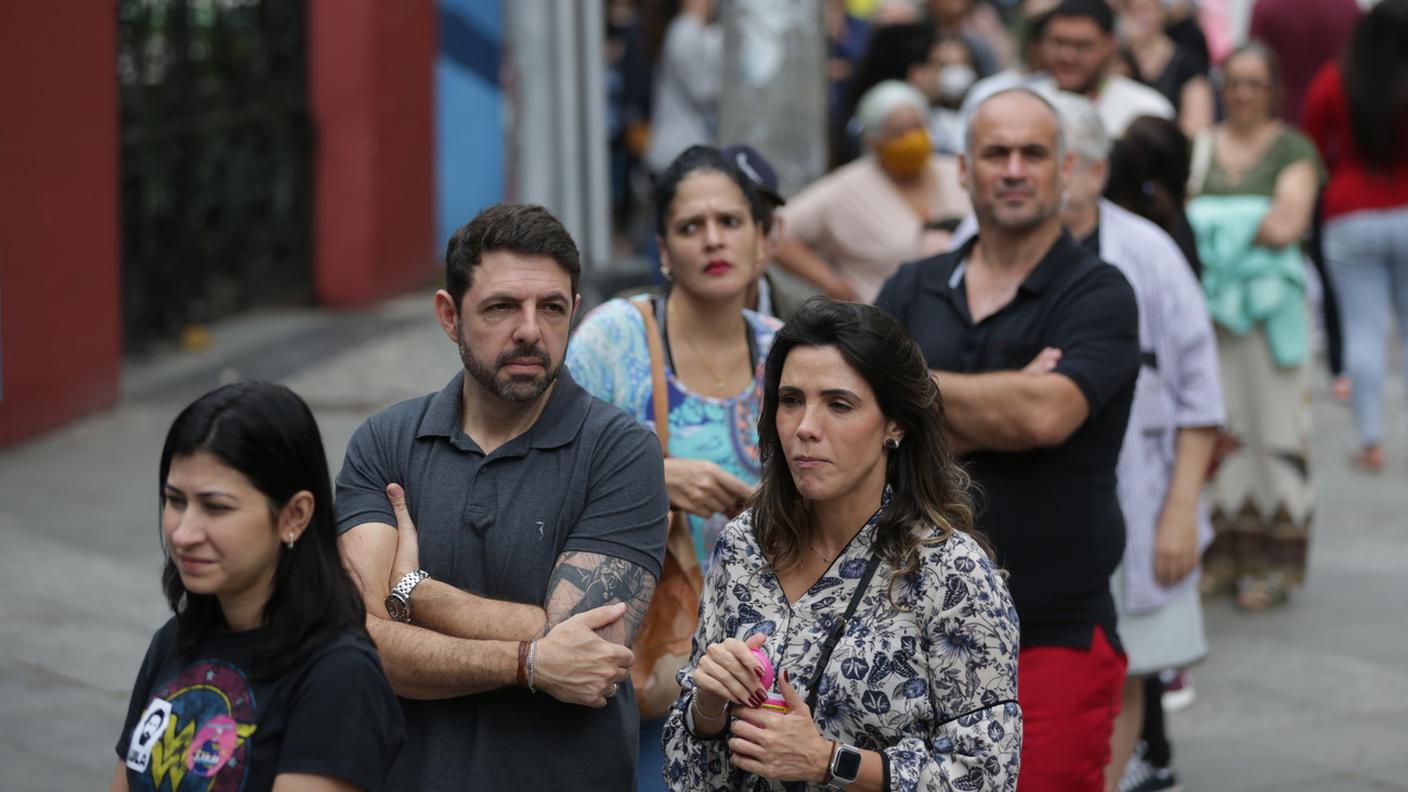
{"left": 124, "top": 658, "right": 258, "bottom": 791}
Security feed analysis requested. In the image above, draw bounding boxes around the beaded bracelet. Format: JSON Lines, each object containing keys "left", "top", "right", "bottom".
{"left": 692, "top": 694, "right": 726, "bottom": 721}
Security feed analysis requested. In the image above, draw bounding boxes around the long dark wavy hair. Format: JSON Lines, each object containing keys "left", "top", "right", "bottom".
{"left": 750, "top": 298, "right": 987, "bottom": 601}
{"left": 1341, "top": 0, "right": 1408, "bottom": 168}
{"left": 158, "top": 381, "right": 367, "bottom": 679}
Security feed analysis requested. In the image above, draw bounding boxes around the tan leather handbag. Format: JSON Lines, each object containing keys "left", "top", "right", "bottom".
{"left": 628, "top": 296, "right": 705, "bottom": 720}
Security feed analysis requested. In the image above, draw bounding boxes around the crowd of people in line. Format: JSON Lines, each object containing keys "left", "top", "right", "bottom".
{"left": 110, "top": 0, "right": 1407, "bottom": 790}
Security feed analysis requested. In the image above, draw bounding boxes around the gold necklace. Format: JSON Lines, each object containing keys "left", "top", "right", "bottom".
{"left": 680, "top": 331, "right": 731, "bottom": 391}
{"left": 672, "top": 313, "right": 750, "bottom": 393}
{"left": 810, "top": 542, "right": 831, "bottom": 564}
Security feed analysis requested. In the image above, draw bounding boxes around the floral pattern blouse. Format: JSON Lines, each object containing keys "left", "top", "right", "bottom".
{"left": 661, "top": 500, "right": 1022, "bottom": 791}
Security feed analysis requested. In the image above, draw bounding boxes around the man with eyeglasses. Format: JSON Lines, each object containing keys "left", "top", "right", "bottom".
{"left": 1036, "top": 0, "right": 1173, "bottom": 135}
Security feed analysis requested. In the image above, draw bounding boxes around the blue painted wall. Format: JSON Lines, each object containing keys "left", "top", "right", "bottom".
{"left": 436, "top": 0, "right": 504, "bottom": 247}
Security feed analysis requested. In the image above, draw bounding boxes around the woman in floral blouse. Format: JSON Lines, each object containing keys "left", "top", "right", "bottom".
{"left": 661, "top": 298, "right": 1021, "bottom": 791}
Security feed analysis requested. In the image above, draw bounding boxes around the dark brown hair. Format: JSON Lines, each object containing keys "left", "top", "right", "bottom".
{"left": 1342, "top": 0, "right": 1408, "bottom": 168}
{"left": 444, "top": 203, "right": 581, "bottom": 309}
{"left": 652, "top": 144, "right": 767, "bottom": 237}
{"left": 1106, "top": 116, "right": 1189, "bottom": 231}
{"left": 750, "top": 298, "right": 987, "bottom": 600}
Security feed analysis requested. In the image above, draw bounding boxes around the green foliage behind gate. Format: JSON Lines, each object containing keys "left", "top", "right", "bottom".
{"left": 118, "top": 0, "right": 312, "bottom": 352}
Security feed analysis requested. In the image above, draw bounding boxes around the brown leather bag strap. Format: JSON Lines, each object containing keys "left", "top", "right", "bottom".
{"left": 630, "top": 296, "right": 671, "bottom": 458}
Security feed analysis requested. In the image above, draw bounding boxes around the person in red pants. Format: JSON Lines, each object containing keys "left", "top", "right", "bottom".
{"left": 877, "top": 86, "right": 1138, "bottom": 790}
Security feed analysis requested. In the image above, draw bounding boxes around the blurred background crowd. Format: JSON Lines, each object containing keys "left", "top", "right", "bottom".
{"left": 3, "top": 0, "right": 1400, "bottom": 450}
{"left": 2, "top": 1, "right": 1406, "bottom": 789}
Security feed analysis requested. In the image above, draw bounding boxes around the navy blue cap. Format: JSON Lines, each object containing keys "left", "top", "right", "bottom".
{"left": 720, "top": 144, "right": 785, "bottom": 206}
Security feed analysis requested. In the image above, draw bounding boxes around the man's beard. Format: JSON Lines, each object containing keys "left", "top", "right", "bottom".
{"left": 456, "top": 321, "right": 559, "bottom": 403}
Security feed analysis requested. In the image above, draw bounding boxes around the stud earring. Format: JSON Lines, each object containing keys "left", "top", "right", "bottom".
{"left": 659, "top": 262, "right": 673, "bottom": 280}
{"left": 884, "top": 437, "right": 900, "bottom": 450}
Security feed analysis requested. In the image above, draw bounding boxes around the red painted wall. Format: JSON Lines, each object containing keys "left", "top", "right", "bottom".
{"left": 0, "top": 5, "right": 122, "bottom": 446}
{"left": 309, "top": 0, "right": 438, "bottom": 306}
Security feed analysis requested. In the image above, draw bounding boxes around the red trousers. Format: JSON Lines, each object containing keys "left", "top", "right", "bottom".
{"left": 1015, "top": 626, "right": 1127, "bottom": 792}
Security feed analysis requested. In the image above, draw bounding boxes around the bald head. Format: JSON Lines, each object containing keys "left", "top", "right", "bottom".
{"left": 960, "top": 89, "right": 1072, "bottom": 235}
{"left": 964, "top": 88, "right": 1067, "bottom": 164}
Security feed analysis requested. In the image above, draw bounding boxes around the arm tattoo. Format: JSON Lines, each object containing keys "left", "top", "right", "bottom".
{"left": 543, "top": 551, "right": 657, "bottom": 647}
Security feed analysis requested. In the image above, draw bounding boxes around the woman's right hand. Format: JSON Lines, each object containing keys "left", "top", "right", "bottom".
{"left": 693, "top": 633, "right": 769, "bottom": 713}
{"left": 664, "top": 458, "right": 754, "bottom": 518}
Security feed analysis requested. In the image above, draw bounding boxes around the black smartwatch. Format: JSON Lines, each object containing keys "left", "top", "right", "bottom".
{"left": 829, "top": 742, "right": 862, "bottom": 787}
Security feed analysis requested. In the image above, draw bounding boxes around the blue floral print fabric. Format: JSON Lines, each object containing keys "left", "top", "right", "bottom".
{"left": 565, "top": 297, "right": 780, "bottom": 571}
{"left": 661, "top": 501, "right": 1022, "bottom": 790}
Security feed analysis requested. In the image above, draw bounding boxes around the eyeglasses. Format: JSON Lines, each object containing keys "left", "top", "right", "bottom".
{"left": 1222, "top": 77, "right": 1272, "bottom": 91}
{"left": 1044, "top": 36, "right": 1100, "bottom": 55}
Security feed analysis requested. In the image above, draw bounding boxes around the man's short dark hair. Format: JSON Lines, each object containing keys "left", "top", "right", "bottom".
{"left": 445, "top": 203, "right": 582, "bottom": 308}
{"left": 1047, "top": 0, "right": 1116, "bottom": 34}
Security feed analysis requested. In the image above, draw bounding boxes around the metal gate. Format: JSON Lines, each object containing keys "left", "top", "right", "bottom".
{"left": 118, "top": 0, "right": 312, "bottom": 353}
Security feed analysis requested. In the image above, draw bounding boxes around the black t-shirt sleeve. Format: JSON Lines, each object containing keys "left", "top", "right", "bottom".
{"left": 114, "top": 621, "right": 174, "bottom": 761}
{"left": 562, "top": 411, "right": 669, "bottom": 578}
{"left": 873, "top": 260, "right": 918, "bottom": 323}
{"left": 335, "top": 416, "right": 399, "bottom": 535}
{"left": 1048, "top": 264, "right": 1141, "bottom": 415}
{"left": 278, "top": 642, "right": 405, "bottom": 790}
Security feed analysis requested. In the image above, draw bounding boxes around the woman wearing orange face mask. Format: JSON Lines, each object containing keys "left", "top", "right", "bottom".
{"left": 774, "top": 81, "right": 971, "bottom": 303}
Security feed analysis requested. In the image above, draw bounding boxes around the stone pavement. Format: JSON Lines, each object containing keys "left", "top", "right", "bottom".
{"left": 1170, "top": 367, "right": 1408, "bottom": 791}
{"left": 1, "top": 292, "right": 1404, "bottom": 790}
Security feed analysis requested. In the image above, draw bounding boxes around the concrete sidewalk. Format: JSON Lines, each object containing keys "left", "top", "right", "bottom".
{"left": 1, "top": 295, "right": 1405, "bottom": 790}
{"left": 1170, "top": 370, "right": 1408, "bottom": 791}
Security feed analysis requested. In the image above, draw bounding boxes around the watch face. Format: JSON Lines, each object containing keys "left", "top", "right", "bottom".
{"left": 385, "top": 593, "right": 409, "bottom": 622}
{"left": 834, "top": 746, "right": 862, "bottom": 781}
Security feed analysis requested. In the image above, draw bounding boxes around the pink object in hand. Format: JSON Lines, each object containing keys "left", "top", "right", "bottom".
{"left": 749, "top": 648, "right": 790, "bottom": 713}
{"left": 750, "top": 647, "right": 775, "bottom": 689}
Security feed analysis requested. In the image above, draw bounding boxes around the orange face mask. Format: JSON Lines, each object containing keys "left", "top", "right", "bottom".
{"left": 876, "top": 128, "right": 931, "bottom": 179}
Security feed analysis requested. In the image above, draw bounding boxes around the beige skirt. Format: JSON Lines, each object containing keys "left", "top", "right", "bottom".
{"left": 1205, "top": 324, "right": 1314, "bottom": 590}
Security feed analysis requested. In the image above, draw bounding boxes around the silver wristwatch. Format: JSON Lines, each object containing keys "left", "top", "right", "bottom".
{"left": 385, "top": 569, "right": 430, "bottom": 623}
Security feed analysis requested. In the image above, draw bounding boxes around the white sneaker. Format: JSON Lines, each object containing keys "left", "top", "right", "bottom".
{"left": 1159, "top": 669, "right": 1196, "bottom": 712}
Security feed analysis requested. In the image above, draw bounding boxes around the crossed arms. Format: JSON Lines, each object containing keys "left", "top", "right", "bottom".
{"left": 932, "top": 366, "right": 1092, "bottom": 453}
{"left": 931, "top": 266, "right": 1141, "bottom": 454}
{"left": 339, "top": 490, "right": 657, "bottom": 707}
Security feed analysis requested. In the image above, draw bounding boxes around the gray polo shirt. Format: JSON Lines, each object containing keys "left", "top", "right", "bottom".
{"left": 335, "top": 368, "right": 668, "bottom": 791}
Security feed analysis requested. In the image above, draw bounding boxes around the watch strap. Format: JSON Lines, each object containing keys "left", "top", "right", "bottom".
{"left": 392, "top": 569, "right": 430, "bottom": 599}
{"left": 388, "top": 569, "right": 429, "bottom": 622}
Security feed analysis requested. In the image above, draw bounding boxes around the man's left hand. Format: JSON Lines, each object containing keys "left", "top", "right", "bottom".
{"left": 727, "top": 669, "right": 833, "bottom": 783}
{"left": 387, "top": 482, "right": 421, "bottom": 587}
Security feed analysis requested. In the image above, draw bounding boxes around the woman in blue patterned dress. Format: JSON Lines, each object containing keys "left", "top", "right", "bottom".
{"left": 662, "top": 299, "right": 1021, "bottom": 791}
{"left": 564, "top": 144, "right": 781, "bottom": 788}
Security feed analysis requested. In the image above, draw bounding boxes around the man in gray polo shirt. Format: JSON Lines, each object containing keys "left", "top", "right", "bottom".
{"left": 336, "top": 203, "right": 669, "bottom": 790}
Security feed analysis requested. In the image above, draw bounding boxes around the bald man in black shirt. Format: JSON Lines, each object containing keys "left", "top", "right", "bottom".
{"left": 877, "top": 87, "right": 1139, "bottom": 790}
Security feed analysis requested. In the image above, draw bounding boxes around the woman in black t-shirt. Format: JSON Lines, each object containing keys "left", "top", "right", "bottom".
{"left": 1116, "top": 0, "right": 1214, "bottom": 137}
{"left": 111, "top": 382, "right": 403, "bottom": 792}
